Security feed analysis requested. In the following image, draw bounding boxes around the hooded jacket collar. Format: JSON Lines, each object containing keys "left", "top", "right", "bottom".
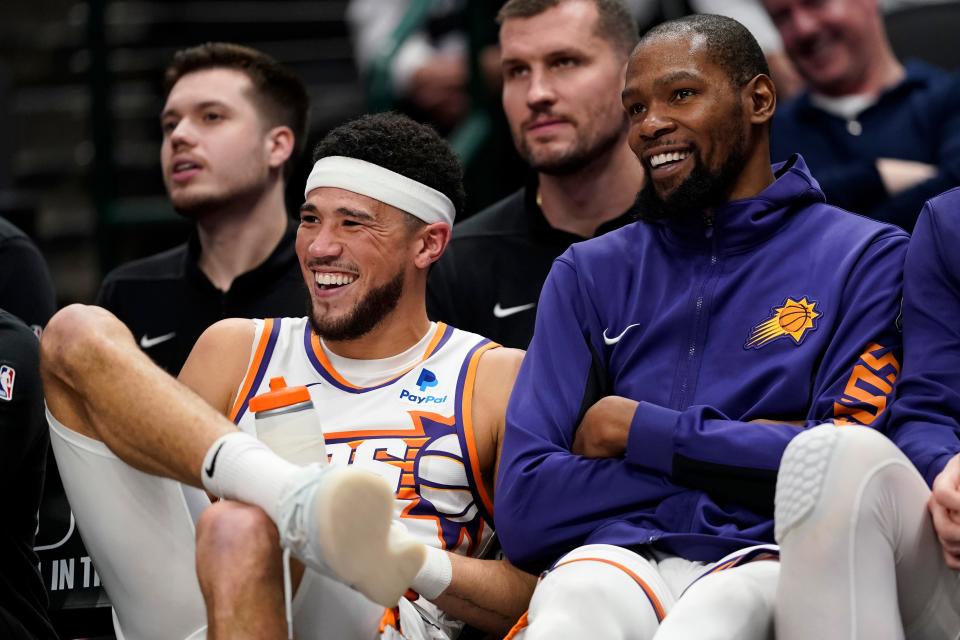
{"left": 654, "top": 154, "right": 826, "bottom": 253}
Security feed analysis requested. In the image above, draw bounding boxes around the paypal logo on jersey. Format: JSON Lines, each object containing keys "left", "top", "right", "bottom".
{"left": 416, "top": 369, "right": 438, "bottom": 392}
{"left": 400, "top": 369, "right": 446, "bottom": 404}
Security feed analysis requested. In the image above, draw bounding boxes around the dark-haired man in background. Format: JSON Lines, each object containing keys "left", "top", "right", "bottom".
{"left": 496, "top": 14, "right": 906, "bottom": 638}
{"left": 97, "top": 42, "right": 310, "bottom": 374}
{"left": 42, "top": 112, "right": 535, "bottom": 640}
{"left": 427, "top": 0, "right": 644, "bottom": 349}
{"left": 764, "top": 0, "right": 960, "bottom": 231}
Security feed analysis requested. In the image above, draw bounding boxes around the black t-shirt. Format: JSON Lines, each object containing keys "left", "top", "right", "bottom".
{"left": 0, "top": 218, "right": 56, "bottom": 335}
{"left": 0, "top": 310, "right": 58, "bottom": 639}
{"left": 97, "top": 218, "right": 307, "bottom": 374}
{"left": 427, "top": 180, "right": 637, "bottom": 348}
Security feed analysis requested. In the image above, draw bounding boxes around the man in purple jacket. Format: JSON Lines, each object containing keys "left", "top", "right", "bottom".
{"left": 774, "top": 188, "right": 960, "bottom": 639}
{"left": 495, "top": 14, "right": 907, "bottom": 639}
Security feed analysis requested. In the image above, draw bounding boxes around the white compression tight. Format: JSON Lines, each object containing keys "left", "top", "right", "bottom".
{"left": 775, "top": 424, "right": 960, "bottom": 640}
{"left": 507, "top": 543, "right": 778, "bottom": 640}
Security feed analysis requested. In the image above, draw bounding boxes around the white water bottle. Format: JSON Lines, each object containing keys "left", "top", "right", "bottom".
{"left": 250, "top": 376, "right": 328, "bottom": 466}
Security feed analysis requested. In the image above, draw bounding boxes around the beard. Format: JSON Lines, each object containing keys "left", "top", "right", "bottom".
{"left": 307, "top": 271, "right": 405, "bottom": 342}
{"left": 168, "top": 173, "right": 265, "bottom": 220}
{"left": 518, "top": 115, "right": 626, "bottom": 177}
{"left": 634, "top": 130, "right": 748, "bottom": 224}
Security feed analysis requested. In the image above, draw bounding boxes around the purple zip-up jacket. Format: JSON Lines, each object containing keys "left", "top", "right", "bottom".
{"left": 886, "top": 188, "right": 960, "bottom": 487}
{"left": 495, "top": 155, "right": 908, "bottom": 571}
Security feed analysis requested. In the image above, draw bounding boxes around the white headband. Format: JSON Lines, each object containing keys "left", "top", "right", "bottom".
{"left": 304, "top": 156, "right": 456, "bottom": 226}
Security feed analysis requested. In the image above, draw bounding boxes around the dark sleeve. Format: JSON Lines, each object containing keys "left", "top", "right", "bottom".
{"left": 426, "top": 245, "right": 463, "bottom": 327}
{"left": 0, "top": 237, "right": 56, "bottom": 330}
{"left": 0, "top": 314, "right": 46, "bottom": 482}
{"left": 870, "top": 84, "right": 960, "bottom": 232}
{"left": 888, "top": 201, "right": 960, "bottom": 486}
{"left": 95, "top": 270, "right": 116, "bottom": 309}
{"left": 624, "top": 232, "right": 908, "bottom": 507}
{"left": 494, "top": 259, "right": 679, "bottom": 569}
{"left": 814, "top": 161, "right": 888, "bottom": 216}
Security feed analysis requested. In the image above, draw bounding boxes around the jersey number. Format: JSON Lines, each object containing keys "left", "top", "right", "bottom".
{"left": 327, "top": 439, "right": 409, "bottom": 491}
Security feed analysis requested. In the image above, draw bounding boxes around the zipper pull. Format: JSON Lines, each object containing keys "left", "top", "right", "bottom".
{"left": 703, "top": 214, "right": 714, "bottom": 239}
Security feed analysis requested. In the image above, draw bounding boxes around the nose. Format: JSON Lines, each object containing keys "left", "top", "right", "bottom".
{"left": 305, "top": 223, "right": 344, "bottom": 261}
{"left": 168, "top": 118, "right": 196, "bottom": 151}
{"left": 787, "top": 8, "right": 819, "bottom": 43}
{"left": 636, "top": 104, "right": 675, "bottom": 141}
{"left": 526, "top": 67, "right": 557, "bottom": 110}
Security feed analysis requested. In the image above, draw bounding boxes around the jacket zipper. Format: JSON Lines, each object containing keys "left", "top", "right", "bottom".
{"left": 677, "top": 216, "right": 718, "bottom": 409}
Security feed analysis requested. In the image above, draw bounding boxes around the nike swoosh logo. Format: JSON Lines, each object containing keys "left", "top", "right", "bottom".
{"left": 205, "top": 442, "right": 225, "bottom": 478}
{"left": 140, "top": 332, "right": 176, "bottom": 349}
{"left": 493, "top": 302, "right": 536, "bottom": 318}
{"left": 603, "top": 323, "right": 640, "bottom": 345}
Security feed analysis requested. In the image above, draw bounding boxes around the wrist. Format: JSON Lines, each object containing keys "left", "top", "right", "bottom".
{"left": 410, "top": 545, "right": 452, "bottom": 600}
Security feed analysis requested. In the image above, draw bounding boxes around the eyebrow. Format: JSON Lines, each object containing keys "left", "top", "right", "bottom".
{"left": 654, "top": 70, "right": 702, "bottom": 88}
{"left": 501, "top": 46, "right": 586, "bottom": 67}
{"left": 160, "top": 100, "right": 228, "bottom": 121}
{"left": 298, "top": 202, "right": 376, "bottom": 221}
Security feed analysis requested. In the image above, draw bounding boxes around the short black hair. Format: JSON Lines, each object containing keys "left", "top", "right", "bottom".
{"left": 165, "top": 42, "right": 310, "bottom": 178}
{"left": 312, "top": 112, "right": 466, "bottom": 223}
{"left": 497, "top": 0, "right": 639, "bottom": 58}
{"left": 640, "top": 14, "right": 769, "bottom": 88}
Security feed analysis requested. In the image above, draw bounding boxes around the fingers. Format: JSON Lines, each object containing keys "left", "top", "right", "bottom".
{"left": 571, "top": 430, "right": 585, "bottom": 456}
{"left": 932, "top": 477, "right": 960, "bottom": 512}
{"left": 930, "top": 497, "right": 960, "bottom": 569}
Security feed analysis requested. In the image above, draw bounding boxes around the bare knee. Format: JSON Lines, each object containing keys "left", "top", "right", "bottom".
{"left": 196, "top": 500, "right": 280, "bottom": 581}
{"left": 41, "top": 304, "right": 132, "bottom": 382}
{"left": 197, "top": 501, "right": 286, "bottom": 637}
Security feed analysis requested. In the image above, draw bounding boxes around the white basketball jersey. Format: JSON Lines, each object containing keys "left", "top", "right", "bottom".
{"left": 230, "top": 317, "right": 497, "bottom": 559}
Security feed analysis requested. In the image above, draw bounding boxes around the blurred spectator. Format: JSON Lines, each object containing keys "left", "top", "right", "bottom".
{"left": 427, "top": 0, "right": 643, "bottom": 349}
{"left": 348, "top": 0, "right": 806, "bottom": 127}
{"left": 97, "top": 43, "right": 309, "bottom": 375}
{"left": 0, "top": 309, "right": 58, "bottom": 640}
{"left": 764, "top": 0, "right": 960, "bottom": 231}
{"left": 0, "top": 217, "right": 55, "bottom": 337}
{"left": 347, "top": 0, "right": 492, "bottom": 131}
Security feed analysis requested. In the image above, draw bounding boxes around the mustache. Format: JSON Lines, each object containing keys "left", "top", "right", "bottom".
{"left": 304, "top": 258, "right": 360, "bottom": 274}
{"left": 522, "top": 110, "right": 575, "bottom": 130}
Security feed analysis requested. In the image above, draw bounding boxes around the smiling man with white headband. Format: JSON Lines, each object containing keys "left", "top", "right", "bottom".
{"left": 40, "top": 112, "right": 535, "bottom": 640}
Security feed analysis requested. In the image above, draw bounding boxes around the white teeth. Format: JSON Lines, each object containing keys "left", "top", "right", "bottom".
{"left": 174, "top": 162, "right": 197, "bottom": 171}
{"left": 650, "top": 151, "right": 690, "bottom": 168}
{"left": 314, "top": 272, "right": 356, "bottom": 287}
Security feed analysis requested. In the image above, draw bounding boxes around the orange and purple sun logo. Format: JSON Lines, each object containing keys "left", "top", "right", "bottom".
{"left": 745, "top": 297, "right": 820, "bottom": 349}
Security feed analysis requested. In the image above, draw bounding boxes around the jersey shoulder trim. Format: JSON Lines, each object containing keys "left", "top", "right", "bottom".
{"left": 302, "top": 322, "right": 454, "bottom": 393}
{"left": 228, "top": 318, "right": 281, "bottom": 423}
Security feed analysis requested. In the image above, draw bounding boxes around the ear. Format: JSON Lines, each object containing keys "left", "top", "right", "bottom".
{"left": 743, "top": 74, "right": 776, "bottom": 126}
{"left": 265, "top": 126, "right": 295, "bottom": 170}
{"left": 413, "top": 223, "right": 452, "bottom": 270}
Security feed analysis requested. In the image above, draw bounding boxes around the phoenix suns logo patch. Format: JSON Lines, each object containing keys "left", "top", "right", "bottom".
{"left": 745, "top": 297, "right": 820, "bottom": 349}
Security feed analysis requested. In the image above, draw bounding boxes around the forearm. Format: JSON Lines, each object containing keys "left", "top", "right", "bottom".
{"left": 433, "top": 555, "right": 536, "bottom": 636}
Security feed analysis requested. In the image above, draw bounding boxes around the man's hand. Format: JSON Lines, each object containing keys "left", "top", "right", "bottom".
{"left": 930, "top": 453, "right": 960, "bottom": 569}
{"left": 876, "top": 158, "right": 937, "bottom": 196}
{"left": 571, "top": 396, "right": 639, "bottom": 458}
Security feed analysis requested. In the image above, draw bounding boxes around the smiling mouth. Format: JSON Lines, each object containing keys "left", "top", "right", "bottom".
{"left": 649, "top": 151, "right": 691, "bottom": 169}
{"left": 314, "top": 272, "right": 357, "bottom": 290}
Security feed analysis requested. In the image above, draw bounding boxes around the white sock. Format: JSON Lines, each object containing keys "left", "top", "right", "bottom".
{"left": 410, "top": 545, "right": 452, "bottom": 600}
{"left": 200, "top": 432, "right": 299, "bottom": 524}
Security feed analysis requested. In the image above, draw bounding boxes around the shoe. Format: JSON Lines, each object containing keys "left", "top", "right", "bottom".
{"left": 276, "top": 464, "right": 427, "bottom": 607}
